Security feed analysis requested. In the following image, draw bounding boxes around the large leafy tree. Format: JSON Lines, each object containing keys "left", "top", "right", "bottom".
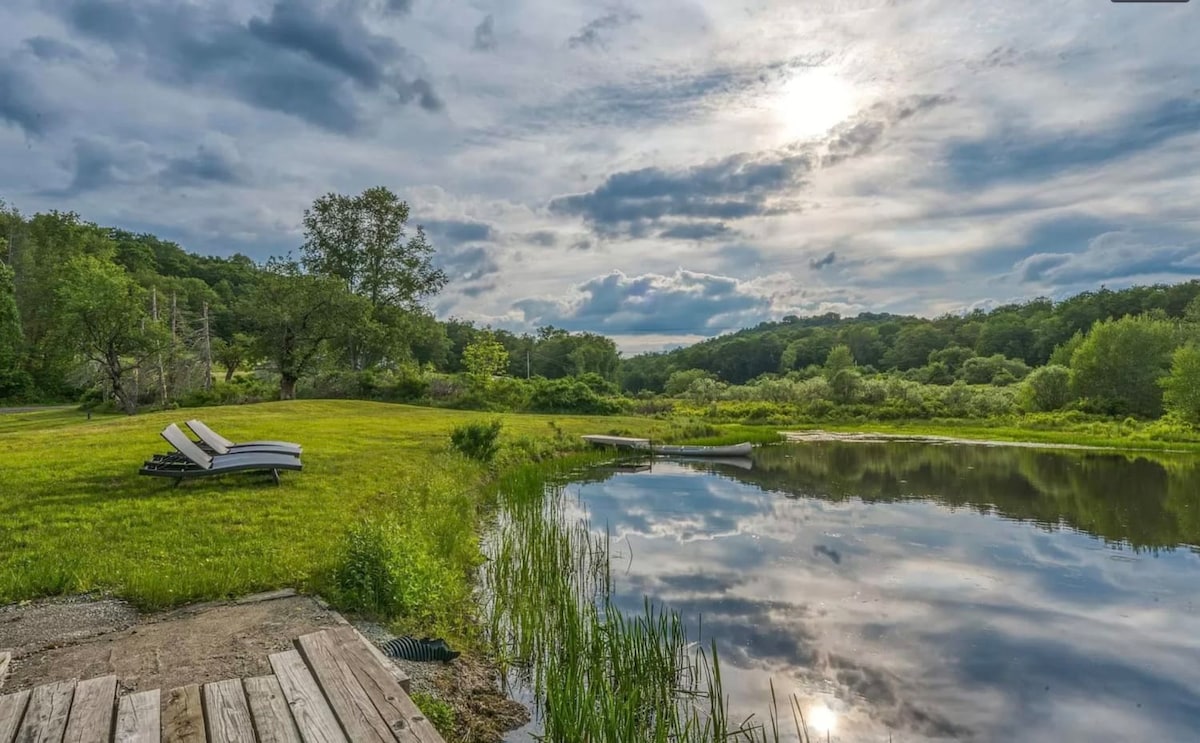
{"left": 244, "top": 259, "right": 369, "bottom": 399}
{"left": 1162, "top": 345, "right": 1200, "bottom": 424}
{"left": 55, "top": 256, "right": 165, "bottom": 414}
{"left": 1070, "top": 314, "right": 1177, "bottom": 417}
{"left": 301, "top": 187, "right": 447, "bottom": 368}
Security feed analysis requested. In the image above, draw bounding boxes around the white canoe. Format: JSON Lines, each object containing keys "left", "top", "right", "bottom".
{"left": 582, "top": 435, "right": 753, "bottom": 458}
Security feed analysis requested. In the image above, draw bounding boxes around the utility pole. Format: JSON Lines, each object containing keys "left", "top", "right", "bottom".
{"left": 526, "top": 349, "right": 531, "bottom": 379}
{"left": 170, "top": 291, "right": 178, "bottom": 397}
{"left": 202, "top": 301, "right": 212, "bottom": 390}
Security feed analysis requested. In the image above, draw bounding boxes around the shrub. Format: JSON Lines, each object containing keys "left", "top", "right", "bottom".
{"left": 410, "top": 693, "right": 456, "bottom": 737}
{"left": 450, "top": 419, "right": 503, "bottom": 462}
{"left": 529, "top": 377, "right": 620, "bottom": 414}
{"left": 1162, "top": 344, "right": 1200, "bottom": 424}
{"left": 329, "top": 518, "right": 455, "bottom": 621}
{"left": 1020, "top": 364, "right": 1072, "bottom": 412}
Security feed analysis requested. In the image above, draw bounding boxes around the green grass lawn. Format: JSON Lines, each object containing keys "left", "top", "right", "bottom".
{"left": 0, "top": 400, "right": 668, "bottom": 614}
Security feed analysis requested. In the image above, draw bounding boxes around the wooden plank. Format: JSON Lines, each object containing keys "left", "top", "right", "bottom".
{"left": 294, "top": 631, "right": 392, "bottom": 743}
{"left": 162, "top": 685, "right": 206, "bottom": 743}
{"left": 0, "top": 691, "right": 30, "bottom": 743}
{"left": 201, "top": 680, "right": 254, "bottom": 743}
{"left": 329, "top": 628, "right": 442, "bottom": 742}
{"left": 115, "top": 689, "right": 161, "bottom": 743}
{"left": 0, "top": 653, "right": 10, "bottom": 690}
{"left": 268, "top": 651, "right": 346, "bottom": 743}
{"left": 15, "top": 679, "right": 75, "bottom": 743}
{"left": 338, "top": 629, "right": 410, "bottom": 694}
{"left": 63, "top": 675, "right": 117, "bottom": 743}
{"left": 243, "top": 677, "right": 301, "bottom": 743}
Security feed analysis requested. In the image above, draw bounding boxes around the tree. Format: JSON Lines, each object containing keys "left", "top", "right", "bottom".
{"left": 1019, "top": 364, "right": 1072, "bottom": 412}
{"left": 881, "top": 324, "right": 949, "bottom": 370}
{"left": 1162, "top": 345, "right": 1200, "bottom": 424}
{"left": 55, "top": 256, "right": 165, "bottom": 414}
{"left": 829, "top": 368, "right": 863, "bottom": 404}
{"left": 665, "top": 369, "right": 714, "bottom": 396}
{"left": 212, "top": 332, "right": 255, "bottom": 382}
{"left": 462, "top": 336, "right": 509, "bottom": 386}
{"left": 1070, "top": 315, "right": 1177, "bottom": 417}
{"left": 244, "top": 259, "right": 368, "bottom": 400}
{"left": 0, "top": 263, "right": 30, "bottom": 399}
{"left": 301, "top": 187, "right": 446, "bottom": 309}
{"left": 823, "top": 344, "right": 856, "bottom": 380}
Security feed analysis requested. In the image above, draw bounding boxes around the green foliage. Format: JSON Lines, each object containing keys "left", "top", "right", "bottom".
{"left": 55, "top": 256, "right": 167, "bottom": 414}
{"left": 959, "top": 354, "right": 1029, "bottom": 385}
{"left": 664, "top": 368, "right": 713, "bottom": 396}
{"left": 0, "top": 262, "right": 30, "bottom": 400}
{"left": 1020, "top": 364, "right": 1073, "bottom": 412}
{"left": 462, "top": 336, "right": 509, "bottom": 385}
{"left": 450, "top": 419, "right": 504, "bottom": 462}
{"left": 329, "top": 517, "right": 458, "bottom": 622}
{"left": 243, "top": 258, "right": 370, "bottom": 399}
{"left": 1071, "top": 314, "right": 1177, "bottom": 417}
{"left": 823, "top": 344, "right": 855, "bottom": 379}
{"left": 828, "top": 368, "right": 862, "bottom": 404}
{"left": 177, "top": 376, "right": 277, "bottom": 408}
{"left": 1162, "top": 344, "right": 1200, "bottom": 424}
{"left": 409, "top": 693, "right": 456, "bottom": 736}
{"left": 529, "top": 377, "right": 621, "bottom": 414}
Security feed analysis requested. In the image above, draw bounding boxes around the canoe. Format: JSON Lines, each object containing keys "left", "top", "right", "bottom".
{"left": 649, "top": 442, "right": 754, "bottom": 457}
{"left": 581, "top": 435, "right": 753, "bottom": 457}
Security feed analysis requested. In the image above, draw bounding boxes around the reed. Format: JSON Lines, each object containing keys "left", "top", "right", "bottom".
{"left": 484, "top": 457, "right": 812, "bottom": 741}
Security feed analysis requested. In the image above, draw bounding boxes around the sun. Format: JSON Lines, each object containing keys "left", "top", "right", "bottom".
{"left": 808, "top": 703, "right": 837, "bottom": 736}
{"left": 768, "top": 67, "right": 857, "bottom": 141}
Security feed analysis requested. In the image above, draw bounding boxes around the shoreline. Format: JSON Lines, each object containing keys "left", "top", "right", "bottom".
{"left": 778, "top": 429, "right": 1146, "bottom": 452}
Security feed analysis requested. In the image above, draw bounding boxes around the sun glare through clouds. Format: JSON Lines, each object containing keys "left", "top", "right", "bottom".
{"left": 768, "top": 67, "right": 858, "bottom": 142}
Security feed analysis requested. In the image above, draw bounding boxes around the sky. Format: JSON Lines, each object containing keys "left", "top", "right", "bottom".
{"left": 1, "top": 0, "right": 1198, "bottom": 354}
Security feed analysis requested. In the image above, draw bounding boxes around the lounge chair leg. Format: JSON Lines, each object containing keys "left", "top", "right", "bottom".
{"left": 271, "top": 469, "right": 280, "bottom": 486}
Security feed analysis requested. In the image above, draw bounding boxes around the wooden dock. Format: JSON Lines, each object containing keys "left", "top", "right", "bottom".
{"left": 0, "top": 627, "right": 444, "bottom": 742}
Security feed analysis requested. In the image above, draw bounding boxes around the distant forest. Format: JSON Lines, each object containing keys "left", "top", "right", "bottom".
{"left": 2, "top": 193, "right": 1199, "bottom": 424}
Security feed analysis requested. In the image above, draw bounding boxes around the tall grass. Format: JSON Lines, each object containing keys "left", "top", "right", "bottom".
{"left": 484, "top": 459, "right": 811, "bottom": 742}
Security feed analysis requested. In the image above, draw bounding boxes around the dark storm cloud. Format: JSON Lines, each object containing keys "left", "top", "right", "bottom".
{"left": 568, "top": 10, "right": 640, "bottom": 49}
{"left": 472, "top": 14, "right": 496, "bottom": 52}
{"left": 420, "top": 218, "right": 496, "bottom": 244}
{"left": 459, "top": 281, "right": 496, "bottom": 298}
{"left": 947, "top": 97, "right": 1200, "bottom": 187}
{"left": 809, "top": 251, "right": 837, "bottom": 270}
{"left": 45, "top": 137, "right": 141, "bottom": 196}
{"left": 513, "top": 269, "right": 771, "bottom": 335}
{"left": 22, "top": 36, "right": 84, "bottom": 62}
{"left": 0, "top": 63, "right": 58, "bottom": 136}
{"left": 436, "top": 245, "right": 500, "bottom": 282}
{"left": 159, "top": 143, "right": 248, "bottom": 187}
{"left": 550, "top": 95, "right": 949, "bottom": 236}
{"left": 658, "top": 222, "right": 733, "bottom": 241}
{"left": 525, "top": 230, "right": 558, "bottom": 247}
{"left": 1013, "top": 231, "right": 1200, "bottom": 287}
{"left": 53, "top": 0, "right": 442, "bottom": 133}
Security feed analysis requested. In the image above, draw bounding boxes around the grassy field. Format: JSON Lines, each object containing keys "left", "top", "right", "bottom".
{"left": 0, "top": 400, "right": 680, "bottom": 620}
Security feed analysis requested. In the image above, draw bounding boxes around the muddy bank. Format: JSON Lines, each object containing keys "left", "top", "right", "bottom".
{"left": 780, "top": 429, "right": 1117, "bottom": 451}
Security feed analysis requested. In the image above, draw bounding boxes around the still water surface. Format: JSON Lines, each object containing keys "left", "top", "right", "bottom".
{"left": 545, "top": 443, "right": 1200, "bottom": 742}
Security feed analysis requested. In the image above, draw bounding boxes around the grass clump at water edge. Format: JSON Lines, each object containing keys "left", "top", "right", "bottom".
{"left": 484, "top": 459, "right": 813, "bottom": 742}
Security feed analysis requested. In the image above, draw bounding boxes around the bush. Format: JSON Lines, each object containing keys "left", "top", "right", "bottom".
{"left": 410, "top": 693, "right": 456, "bottom": 737}
{"left": 528, "top": 377, "right": 620, "bottom": 414}
{"left": 177, "top": 377, "right": 276, "bottom": 408}
{"left": 329, "top": 518, "right": 456, "bottom": 621}
{"left": 450, "top": 419, "right": 503, "bottom": 462}
{"left": 1162, "top": 344, "right": 1200, "bottom": 424}
{"left": 1020, "top": 364, "right": 1072, "bottom": 412}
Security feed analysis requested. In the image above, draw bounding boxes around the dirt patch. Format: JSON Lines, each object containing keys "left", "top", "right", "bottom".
{"left": 355, "top": 620, "right": 530, "bottom": 742}
{"left": 1, "top": 593, "right": 530, "bottom": 742}
{"left": 1, "top": 591, "right": 344, "bottom": 693}
{"left": 780, "top": 429, "right": 1113, "bottom": 451}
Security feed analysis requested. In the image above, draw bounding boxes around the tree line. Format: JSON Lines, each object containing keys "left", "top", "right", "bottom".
{"left": 0, "top": 191, "right": 621, "bottom": 413}
{"left": 2, "top": 190, "right": 1199, "bottom": 424}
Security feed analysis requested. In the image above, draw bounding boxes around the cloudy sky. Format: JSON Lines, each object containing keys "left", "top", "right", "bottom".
{"left": 1, "top": 0, "right": 1198, "bottom": 353}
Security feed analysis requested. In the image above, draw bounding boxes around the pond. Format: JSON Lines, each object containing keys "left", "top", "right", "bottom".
{"left": 503, "top": 442, "right": 1200, "bottom": 742}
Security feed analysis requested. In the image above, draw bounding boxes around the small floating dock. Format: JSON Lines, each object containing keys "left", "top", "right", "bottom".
{"left": 0, "top": 627, "right": 443, "bottom": 742}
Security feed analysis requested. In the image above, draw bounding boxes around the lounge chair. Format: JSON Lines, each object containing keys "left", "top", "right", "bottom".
{"left": 185, "top": 419, "right": 302, "bottom": 456}
{"left": 140, "top": 424, "right": 302, "bottom": 485}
